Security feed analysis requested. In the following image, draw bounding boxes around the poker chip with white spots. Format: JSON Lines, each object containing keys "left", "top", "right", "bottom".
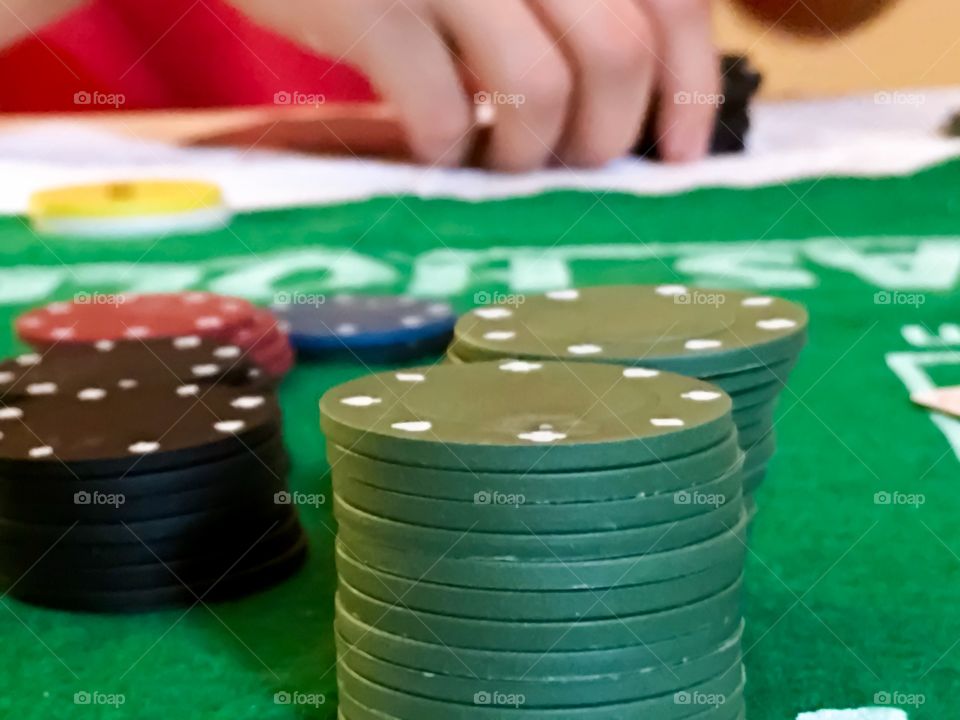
{"left": 0, "top": 340, "right": 306, "bottom": 613}
{"left": 449, "top": 285, "right": 808, "bottom": 503}
{"left": 322, "top": 360, "right": 748, "bottom": 718}
{"left": 14, "top": 292, "right": 296, "bottom": 381}
{"left": 272, "top": 294, "right": 457, "bottom": 362}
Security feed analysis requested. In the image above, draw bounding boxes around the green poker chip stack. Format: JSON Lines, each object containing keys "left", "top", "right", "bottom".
{"left": 321, "top": 361, "right": 749, "bottom": 719}
{"left": 450, "top": 284, "right": 807, "bottom": 508}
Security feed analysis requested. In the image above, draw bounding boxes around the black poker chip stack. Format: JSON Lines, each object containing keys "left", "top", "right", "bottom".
{"left": 634, "top": 53, "right": 763, "bottom": 159}
{"left": 0, "top": 337, "right": 307, "bottom": 613}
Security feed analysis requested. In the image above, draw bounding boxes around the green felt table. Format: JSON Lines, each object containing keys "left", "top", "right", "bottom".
{"left": 1, "top": 160, "right": 958, "bottom": 719}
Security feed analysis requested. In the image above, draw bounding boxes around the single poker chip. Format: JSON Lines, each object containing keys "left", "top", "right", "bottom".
{"left": 231, "top": 307, "right": 286, "bottom": 352}
{"left": 742, "top": 429, "right": 777, "bottom": 470}
{"left": 7, "top": 520, "right": 306, "bottom": 594}
{"left": 0, "top": 509, "right": 302, "bottom": 570}
{"left": 0, "top": 379, "right": 281, "bottom": 478}
{"left": 0, "top": 430, "right": 286, "bottom": 496}
{"left": 728, "top": 378, "right": 785, "bottom": 410}
{"left": 336, "top": 625, "right": 741, "bottom": 707}
{"left": 252, "top": 337, "right": 296, "bottom": 378}
{"left": 731, "top": 398, "right": 777, "bottom": 429}
{"left": 336, "top": 597, "right": 742, "bottom": 680}
{"left": 16, "top": 292, "right": 256, "bottom": 346}
{"left": 274, "top": 294, "right": 456, "bottom": 361}
{"left": 0, "top": 492, "right": 293, "bottom": 545}
{"left": 4, "top": 534, "right": 307, "bottom": 613}
{"left": 2, "top": 464, "right": 288, "bottom": 524}
{"left": 0, "top": 337, "right": 259, "bottom": 401}
{"left": 335, "top": 492, "right": 743, "bottom": 561}
{"left": 703, "top": 358, "right": 797, "bottom": 394}
{"left": 451, "top": 285, "right": 807, "bottom": 375}
{"left": 321, "top": 361, "right": 734, "bottom": 472}
{"left": 335, "top": 510, "right": 748, "bottom": 591}
{"left": 332, "top": 457, "right": 743, "bottom": 534}
{"left": 28, "top": 180, "right": 230, "bottom": 239}
{"left": 337, "top": 654, "right": 744, "bottom": 719}
{"left": 738, "top": 422, "right": 775, "bottom": 450}
{"left": 335, "top": 543, "right": 742, "bottom": 621}
{"left": 326, "top": 432, "right": 743, "bottom": 504}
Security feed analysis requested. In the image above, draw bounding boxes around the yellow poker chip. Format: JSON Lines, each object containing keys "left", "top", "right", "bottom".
{"left": 28, "top": 180, "right": 231, "bottom": 239}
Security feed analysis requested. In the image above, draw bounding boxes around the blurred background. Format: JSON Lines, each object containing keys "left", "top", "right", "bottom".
{"left": 718, "top": 0, "right": 958, "bottom": 97}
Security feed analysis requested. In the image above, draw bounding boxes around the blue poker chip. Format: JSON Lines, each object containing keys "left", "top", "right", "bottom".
{"left": 272, "top": 295, "right": 457, "bottom": 362}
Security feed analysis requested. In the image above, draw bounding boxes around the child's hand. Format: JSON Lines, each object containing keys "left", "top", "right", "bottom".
{"left": 230, "top": 0, "right": 719, "bottom": 170}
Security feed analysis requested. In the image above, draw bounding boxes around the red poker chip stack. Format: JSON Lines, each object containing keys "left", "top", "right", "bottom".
{"left": 14, "top": 292, "right": 295, "bottom": 380}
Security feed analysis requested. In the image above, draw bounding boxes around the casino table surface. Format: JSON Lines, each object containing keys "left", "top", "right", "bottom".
{"left": 1, "top": 108, "right": 959, "bottom": 719}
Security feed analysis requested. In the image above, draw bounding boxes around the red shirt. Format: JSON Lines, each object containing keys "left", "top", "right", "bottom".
{"left": 0, "top": 0, "right": 376, "bottom": 112}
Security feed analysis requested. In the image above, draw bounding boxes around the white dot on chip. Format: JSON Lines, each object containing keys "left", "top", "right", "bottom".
{"left": 395, "top": 373, "right": 425, "bottom": 383}
{"left": 191, "top": 364, "right": 220, "bottom": 377}
{"left": 499, "top": 360, "right": 542, "bottom": 373}
{"left": 0, "top": 407, "right": 23, "bottom": 420}
{"left": 183, "top": 292, "right": 207, "bottom": 304}
{"left": 568, "top": 344, "right": 602, "bottom": 355}
{"left": 27, "top": 383, "right": 57, "bottom": 396}
{"left": 401, "top": 315, "right": 426, "bottom": 328}
{"left": 685, "top": 339, "right": 722, "bottom": 351}
{"left": 623, "top": 368, "right": 659, "bottom": 379}
{"left": 336, "top": 324, "right": 359, "bottom": 336}
{"left": 16, "top": 354, "right": 40, "bottom": 367}
{"left": 742, "top": 296, "right": 774, "bottom": 307}
{"left": 757, "top": 318, "right": 797, "bottom": 331}
{"left": 655, "top": 284, "right": 688, "bottom": 296}
{"left": 94, "top": 340, "right": 115, "bottom": 352}
{"left": 129, "top": 441, "right": 160, "bottom": 454}
{"left": 231, "top": 396, "right": 265, "bottom": 410}
{"left": 518, "top": 430, "right": 568, "bottom": 443}
{"left": 195, "top": 316, "right": 224, "bottom": 329}
{"left": 651, "top": 418, "right": 685, "bottom": 427}
{"left": 215, "top": 420, "right": 246, "bottom": 434}
{"left": 341, "top": 395, "right": 382, "bottom": 407}
{"left": 29, "top": 446, "right": 54, "bottom": 458}
{"left": 177, "top": 384, "right": 200, "bottom": 397}
{"left": 124, "top": 326, "right": 150, "bottom": 338}
{"left": 426, "top": 304, "right": 450, "bottom": 316}
{"left": 214, "top": 345, "right": 242, "bottom": 359}
{"left": 0, "top": 372, "right": 13, "bottom": 384}
{"left": 51, "top": 327, "right": 75, "bottom": 340}
{"left": 392, "top": 421, "right": 432, "bottom": 433}
{"left": 546, "top": 289, "right": 579, "bottom": 301}
{"left": 474, "top": 308, "right": 512, "bottom": 320}
{"left": 484, "top": 331, "right": 516, "bottom": 342}
{"left": 78, "top": 388, "right": 107, "bottom": 401}
{"left": 118, "top": 379, "right": 138, "bottom": 390}
{"left": 174, "top": 335, "right": 202, "bottom": 349}
{"left": 682, "top": 390, "right": 723, "bottom": 402}
{"left": 47, "top": 302, "right": 71, "bottom": 315}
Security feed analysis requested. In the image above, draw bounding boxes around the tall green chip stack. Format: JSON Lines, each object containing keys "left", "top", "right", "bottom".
{"left": 449, "top": 285, "right": 807, "bottom": 511}
{"left": 321, "top": 361, "right": 748, "bottom": 719}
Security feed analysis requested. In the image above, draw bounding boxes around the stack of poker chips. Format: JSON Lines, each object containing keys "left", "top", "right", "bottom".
{"left": 271, "top": 294, "right": 458, "bottom": 364}
{"left": 449, "top": 285, "right": 807, "bottom": 512}
{"left": 0, "top": 338, "right": 306, "bottom": 613}
{"left": 322, "top": 361, "right": 748, "bottom": 719}
{"left": 16, "top": 291, "right": 294, "bottom": 381}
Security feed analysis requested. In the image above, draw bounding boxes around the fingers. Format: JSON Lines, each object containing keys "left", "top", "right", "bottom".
{"left": 531, "top": 0, "right": 657, "bottom": 167}
{"left": 434, "top": 0, "right": 572, "bottom": 172}
{"left": 642, "top": 0, "right": 719, "bottom": 162}
{"left": 344, "top": 3, "right": 475, "bottom": 166}
{"left": 233, "top": 0, "right": 475, "bottom": 166}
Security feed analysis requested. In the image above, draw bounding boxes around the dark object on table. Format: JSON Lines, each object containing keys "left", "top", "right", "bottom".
{"left": 942, "top": 111, "right": 960, "bottom": 139}
{"left": 633, "top": 54, "right": 763, "bottom": 160}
